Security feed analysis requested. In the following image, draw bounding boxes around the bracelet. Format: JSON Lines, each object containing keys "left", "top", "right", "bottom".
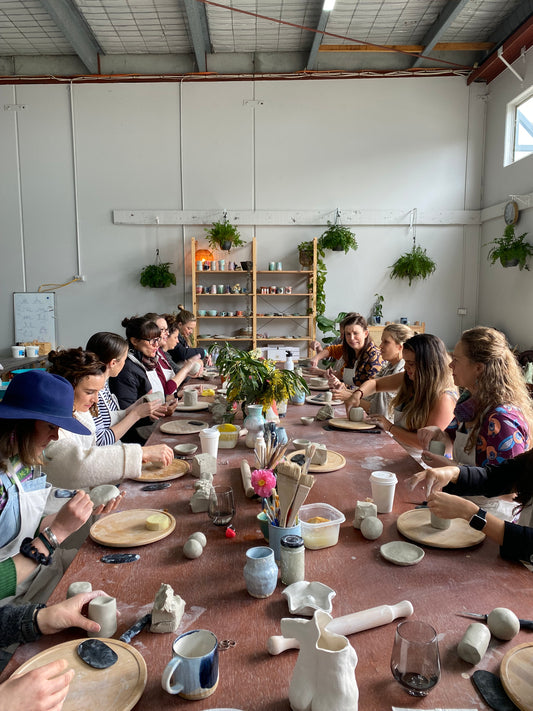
{"left": 43, "top": 526, "right": 59, "bottom": 549}
{"left": 20, "top": 537, "right": 53, "bottom": 567}
{"left": 33, "top": 604, "right": 45, "bottom": 636}
{"left": 38, "top": 532, "right": 54, "bottom": 556}
{"left": 354, "top": 388, "right": 363, "bottom": 398}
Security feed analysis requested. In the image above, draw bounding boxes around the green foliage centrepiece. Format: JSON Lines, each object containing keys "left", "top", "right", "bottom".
{"left": 389, "top": 244, "right": 436, "bottom": 286}
{"left": 485, "top": 224, "right": 533, "bottom": 271}
{"left": 140, "top": 255, "right": 176, "bottom": 288}
{"left": 205, "top": 219, "right": 246, "bottom": 252}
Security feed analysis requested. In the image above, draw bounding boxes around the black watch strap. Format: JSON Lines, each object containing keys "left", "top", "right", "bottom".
{"left": 20, "top": 603, "right": 46, "bottom": 642}
{"left": 469, "top": 507, "right": 487, "bottom": 531}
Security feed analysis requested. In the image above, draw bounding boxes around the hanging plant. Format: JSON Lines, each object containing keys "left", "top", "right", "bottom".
{"left": 485, "top": 224, "right": 533, "bottom": 270}
{"left": 140, "top": 249, "right": 176, "bottom": 288}
{"left": 390, "top": 211, "right": 436, "bottom": 286}
{"left": 205, "top": 218, "right": 246, "bottom": 252}
{"left": 318, "top": 220, "right": 358, "bottom": 253}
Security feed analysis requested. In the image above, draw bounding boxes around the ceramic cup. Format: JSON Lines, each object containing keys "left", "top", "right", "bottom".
{"left": 268, "top": 522, "right": 302, "bottom": 564}
{"left": 183, "top": 390, "right": 198, "bottom": 407}
{"left": 323, "top": 391, "right": 333, "bottom": 403}
{"left": 67, "top": 581, "right": 92, "bottom": 598}
{"left": 428, "top": 440, "right": 446, "bottom": 456}
{"left": 349, "top": 407, "right": 365, "bottom": 422}
{"left": 162, "top": 629, "right": 219, "bottom": 699}
{"left": 87, "top": 595, "right": 117, "bottom": 638}
{"left": 369, "top": 470, "right": 398, "bottom": 514}
{"left": 257, "top": 511, "right": 270, "bottom": 541}
{"left": 199, "top": 427, "right": 220, "bottom": 457}
{"left": 11, "top": 345, "right": 25, "bottom": 358}
{"left": 198, "top": 310, "right": 206, "bottom": 317}
{"left": 189, "top": 360, "right": 202, "bottom": 376}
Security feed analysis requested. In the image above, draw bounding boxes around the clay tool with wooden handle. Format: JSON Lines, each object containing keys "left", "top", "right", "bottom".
{"left": 275, "top": 460, "right": 301, "bottom": 527}
{"left": 267, "top": 599, "right": 414, "bottom": 655}
{"left": 240, "top": 459, "right": 256, "bottom": 498}
{"left": 286, "top": 473, "right": 315, "bottom": 528}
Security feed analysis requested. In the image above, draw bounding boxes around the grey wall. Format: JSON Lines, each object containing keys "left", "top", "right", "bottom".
{"left": 0, "top": 75, "right": 489, "bottom": 356}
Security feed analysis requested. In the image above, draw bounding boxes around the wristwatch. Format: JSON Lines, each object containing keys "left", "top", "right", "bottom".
{"left": 469, "top": 507, "right": 487, "bottom": 531}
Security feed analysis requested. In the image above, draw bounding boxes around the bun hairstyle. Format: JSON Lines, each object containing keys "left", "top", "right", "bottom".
{"left": 86, "top": 332, "right": 128, "bottom": 364}
{"left": 383, "top": 323, "right": 414, "bottom": 345}
{"left": 121, "top": 316, "right": 160, "bottom": 343}
{"left": 176, "top": 304, "right": 195, "bottom": 326}
{"left": 48, "top": 348, "right": 106, "bottom": 389}
{"left": 163, "top": 313, "right": 180, "bottom": 335}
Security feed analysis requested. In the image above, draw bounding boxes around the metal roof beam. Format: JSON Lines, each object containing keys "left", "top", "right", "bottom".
{"left": 412, "top": 0, "right": 470, "bottom": 68}
{"left": 184, "top": 0, "right": 211, "bottom": 73}
{"left": 306, "top": 10, "right": 329, "bottom": 70}
{"left": 39, "top": 0, "right": 102, "bottom": 74}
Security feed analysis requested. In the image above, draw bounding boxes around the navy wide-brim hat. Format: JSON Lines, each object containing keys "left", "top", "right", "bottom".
{"left": 0, "top": 370, "right": 90, "bottom": 435}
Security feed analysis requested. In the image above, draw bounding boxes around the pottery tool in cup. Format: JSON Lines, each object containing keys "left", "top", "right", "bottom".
{"left": 275, "top": 460, "right": 302, "bottom": 528}
{"left": 286, "top": 473, "right": 315, "bottom": 528}
{"left": 267, "top": 600, "right": 414, "bottom": 655}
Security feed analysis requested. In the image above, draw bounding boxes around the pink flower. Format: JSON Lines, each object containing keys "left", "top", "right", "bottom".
{"left": 251, "top": 469, "right": 276, "bottom": 498}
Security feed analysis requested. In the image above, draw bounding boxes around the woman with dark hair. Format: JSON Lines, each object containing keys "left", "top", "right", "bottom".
{"left": 344, "top": 333, "right": 457, "bottom": 450}
{"left": 145, "top": 311, "right": 204, "bottom": 379}
{"left": 409, "top": 451, "right": 533, "bottom": 562}
{"left": 44, "top": 348, "right": 172, "bottom": 489}
{"left": 167, "top": 305, "right": 211, "bottom": 367}
{"left": 310, "top": 313, "right": 383, "bottom": 388}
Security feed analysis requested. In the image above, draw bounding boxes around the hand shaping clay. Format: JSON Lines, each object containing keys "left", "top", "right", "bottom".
{"left": 89, "top": 484, "right": 120, "bottom": 508}
{"left": 78, "top": 639, "right": 118, "bottom": 669}
{"left": 360, "top": 516, "right": 383, "bottom": 540}
{"left": 183, "top": 538, "right": 203, "bottom": 559}
{"left": 457, "top": 622, "right": 491, "bottom": 664}
{"left": 150, "top": 583, "right": 186, "bottom": 634}
{"left": 145, "top": 513, "right": 170, "bottom": 531}
{"left": 487, "top": 607, "right": 520, "bottom": 641}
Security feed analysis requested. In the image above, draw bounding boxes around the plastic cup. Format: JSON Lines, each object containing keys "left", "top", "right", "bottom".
{"left": 370, "top": 470, "right": 398, "bottom": 513}
{"left": 11, "top": 345, "right": 25, "bottom": 358}
{"left": 199, "top": 428, "right": 220, "bottom": 457}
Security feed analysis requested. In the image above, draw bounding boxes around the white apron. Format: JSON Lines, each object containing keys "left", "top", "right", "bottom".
{"left": 454, "top": 426, "right": 516, "bottom": 522}
{"left": 343, "top": 367, "right": 356, "bottom": 386}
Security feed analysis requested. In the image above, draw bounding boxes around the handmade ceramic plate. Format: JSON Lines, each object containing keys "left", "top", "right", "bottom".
{"left": 380, "top": 541, "right": 425, "bottom": 566}
{"left": 306, "top": 395, "right": 343, "bottom": 406}
{"left": 90, "top": 509, "right": 176, "bottom": 547}
{"left": 282, "top": 581, "right": 336, "bottom": 615}
{"left": 328, "top": 417, "right": 377, "bottom": 431}
{"left": 131, "top": 458, "right": 189, "bottom": 482}
{"left": 15, "top": 639, "right": 146, "bottom": 711}
{"left": 160, "top": 420, "right": 207, "bottom": 435}
{"left": 500, "top": 643, "right": 533, "bottom": 711}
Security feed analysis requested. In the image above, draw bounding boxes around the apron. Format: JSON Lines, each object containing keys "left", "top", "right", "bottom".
{"left": 343, "top": 367, "right": 356, "bottom": 386}
{"left": 128, "top": 351, "right": 165, "bottom": 396}
{"left": 454, "top": 425, "right": 516, "bottom": 522}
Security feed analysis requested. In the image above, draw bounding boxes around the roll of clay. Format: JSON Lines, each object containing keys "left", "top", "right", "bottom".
{"left": 457, "top": 622, "right": 491, "bottom": 664}
{"left": 349, "top": 407, "right": 365, "bottom": 422}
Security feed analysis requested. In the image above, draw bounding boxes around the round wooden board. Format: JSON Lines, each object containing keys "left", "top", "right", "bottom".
{"left": 15, "top": 638, "right": 147, "bottom": 711}
{"left": 500, "top": 643, "right": 533, "bottom": 711}
{"left": 175, "top": 401, "right": 210, "bottom": 412}
{"left": 131, "top": 457, "right": 189, "bottom": 482}
{"left": 160, "top": 419, "right": 207, "bottom": 435}
{"left": 396, "top": 508, "right": 485, "bottom": 549}
{"left": 306, "top": 395, "right": 343, "bottom": 406}
{"left": 90, "top": 509, "right": 176, "bottom": 547}
{"left": 290, "top": 449, "right": 346, "bottom": 473}
{"left": 328, "top": 417, "right": 377, "bottom": 431}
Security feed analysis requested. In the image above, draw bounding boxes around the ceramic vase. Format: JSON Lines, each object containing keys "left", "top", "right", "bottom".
{"left": 243, "top": 546, "right": 278, "bottom": 598}
{"left": 291, "top": 389, "right": 306, "bottom": 405}
{"left": 244, "top": 404, "right": 266, "bottom": 448}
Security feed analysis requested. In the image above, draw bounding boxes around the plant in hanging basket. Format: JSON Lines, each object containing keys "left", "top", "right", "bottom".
{"left": 205, "top": 219, "right": 246, "bottom": 252}
{"left": 318, "top": 221, "right": 358, "bottom": 253}
{"left": 139, "top": 254, "right": 176, "bottom": 288}
{"left": 485, "top": 224, "right": 533, "bottom": 271}
{"left": 389, "top": 244, "right": 436, "bottom": 286}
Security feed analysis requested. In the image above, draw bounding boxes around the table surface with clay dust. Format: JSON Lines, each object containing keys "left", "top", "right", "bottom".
{"left": 4, "top": 381, "right": 532, "bottom": 711}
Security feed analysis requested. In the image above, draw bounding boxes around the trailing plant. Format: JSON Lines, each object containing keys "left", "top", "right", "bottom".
{"left": 318, "top": 220, "right": 358, "bottom": 253}
{"left": 139, "top": 250, "right": 176, "bottom": 288}
{"left": 390, "top": 244, "right": 436, "bottom": 286}
{"left": 205, "top": 218, "right": 246, "bottom": 251}
{"left": 298, "top": 240, "right": 327, "bottom": 316}
{"left": 485, "top": 224, "right": 533, "bottom": 271}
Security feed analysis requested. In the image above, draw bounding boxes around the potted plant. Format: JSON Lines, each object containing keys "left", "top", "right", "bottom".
{"left": 139, "top": 250, "right": 176, "bottom": 288}
{"left": 389, "top": 244, "right": 436, "bottom": 286}
{"left": 298, "top": 240, "right": 327, "bottom": 317}
{"left": 485, "top": 224, "right": 533, "bottom": 270}
{"left": 205, "top": 218, "right": 246, "bottom": 252}
{"left": 318, "top": 221, "right": 358, "bottom": 253}
{"left": 372, "top": 293, "right": 384, "bottom": 324}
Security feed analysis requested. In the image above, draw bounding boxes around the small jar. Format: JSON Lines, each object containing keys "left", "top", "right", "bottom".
{"left": 196, "top": 261, "right": 203, "bottom": 271}
{"left": 276, "top": 261, "right": 283, "bottom": 271}
{"left": 268, "top": 261, "right": 276, "bottom": 271}
{"left": 280, "top": 535, "right": 305, "bottom": 585}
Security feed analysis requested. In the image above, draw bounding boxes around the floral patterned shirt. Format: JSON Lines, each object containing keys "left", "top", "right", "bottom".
{"left": 329, "top": 341, "right": 384, "bottom": 387}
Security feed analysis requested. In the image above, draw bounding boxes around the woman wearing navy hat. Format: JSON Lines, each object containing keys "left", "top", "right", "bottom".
{"left": 0, "top": 370, "right": 120, "bottom": 605}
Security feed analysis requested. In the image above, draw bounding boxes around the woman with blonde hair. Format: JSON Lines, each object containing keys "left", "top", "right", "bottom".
{"left": 167, "top": 305, "right": 211, "bottom": 367}
{"left": 344, "top": 333, "right": 456, "bottom": 451}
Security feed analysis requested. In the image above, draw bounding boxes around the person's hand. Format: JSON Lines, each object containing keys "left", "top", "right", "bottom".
{"left": 309, "top": 359, "right": 319, "bottom": 370}
{"left": 131, "top": 398, "right": 165, "bottom": 420}
{"left": 428, "top": 491, "right": 477, "bottom": 521}
{"left": 141, "top": 444, "right": 174, "bottom": 467}
{"left": 421, "top": 451, "right": 450, "bottom": 468}
{"left": 1, "top": 658, "right": 74, "bottom": 711}
{"left": 407, "top": 465, "right": 460, "bottom": 497}
{"left": 36, "top": 590, "right": 110, "bottom": 636}
{"left": 162, "top": 396, "right": 178, "bottom": 417}
{"left": 366, "top": 414, "right": 391, "bottom": 431}
{"left": 331, "top": 384, "right": 351, "bottom": 401}
{"left": 326, "top": 368, "right": 342, "bottom": 390}
{"left": 93, "top": 490, "right": 125, "bottom": 517}
{"left": 344, "top": 389, "right": 362, "bottom": 416}
{"left": 310, "top": 340, "right": 322, "bottom": 353}
{"left": 48, "top": 491, "right": 94, "bottom": 543}
{"left": 205, "top": 355, "right": 213, "bottom": 366}
{"left": 417, "top": 425, "right": 447, "bottom": 451}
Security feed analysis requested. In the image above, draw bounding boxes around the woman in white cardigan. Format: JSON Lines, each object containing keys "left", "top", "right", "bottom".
{"left": 43, "top": 349, "right": 173, "bottom": 489}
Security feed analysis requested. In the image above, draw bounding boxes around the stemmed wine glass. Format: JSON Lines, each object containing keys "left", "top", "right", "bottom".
{"left": 390, "top": 620, "right": 441, "bottom": 697}
{"left": 208, "top": 486, "right": 235, "bottom": 526}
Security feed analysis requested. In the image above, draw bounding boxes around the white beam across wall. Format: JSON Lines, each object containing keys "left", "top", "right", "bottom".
{"left": 113, "top": 208, "right": 480, "bottom": 227}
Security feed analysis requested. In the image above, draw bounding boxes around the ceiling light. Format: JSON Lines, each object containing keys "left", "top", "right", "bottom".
{"left": 323, "top": 0, "right": 336, "bottom": 11}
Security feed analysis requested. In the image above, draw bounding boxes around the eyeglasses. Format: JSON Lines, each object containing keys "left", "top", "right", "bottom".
{"left": 160, "top": 328, "right": 169, "bottom": 334}
{"left": 143, "top": 338, "right": 160, "bottom": 346}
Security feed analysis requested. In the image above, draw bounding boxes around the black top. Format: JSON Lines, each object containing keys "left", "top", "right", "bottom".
{"left": 168, "top": 334, "right": 205, "bottom": 365}
{"left": 0, "top": 604, "right": 43, "bottom": 647}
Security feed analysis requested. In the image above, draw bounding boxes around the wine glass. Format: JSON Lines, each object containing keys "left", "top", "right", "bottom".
{"left": 208, "top": 486, "right": 235, "bottom": 526}
{"left": 390, "top": 620, "right": 440, "bottom": 697}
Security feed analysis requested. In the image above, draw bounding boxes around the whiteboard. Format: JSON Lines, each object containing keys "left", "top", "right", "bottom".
{"left": 14, "top": 292, "right": 56, "bottom": 347}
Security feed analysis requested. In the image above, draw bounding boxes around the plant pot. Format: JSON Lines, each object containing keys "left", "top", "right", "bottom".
{"left": 500, "top": 257, "right": 519, "bottom": 268}
{"left": 373, "top": 316, "right": 382, "bottom": 324}
{"left": 332, "top": 245, "right": 344, "bottom": 251}
{"left": 299, "top": 252, "right": 313, "bottom": 268}
{"left": 221, "top": 240, "right": 232, "bottom": 251}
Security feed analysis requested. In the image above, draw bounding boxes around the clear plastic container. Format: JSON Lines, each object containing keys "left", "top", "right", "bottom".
{"left": 298, "top": 503, "right": 346, "bottom": 549}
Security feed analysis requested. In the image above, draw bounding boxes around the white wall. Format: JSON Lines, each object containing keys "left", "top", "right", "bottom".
{"left": 0, "top": 76, "right": 486, "bottom": 356}
{"left": 479, "top": 48, "right": 533, "bottom": 349}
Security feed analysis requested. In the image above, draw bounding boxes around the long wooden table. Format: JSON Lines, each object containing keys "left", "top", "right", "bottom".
{"left": 3, "top": 392, "right": 533, "bottom": 710}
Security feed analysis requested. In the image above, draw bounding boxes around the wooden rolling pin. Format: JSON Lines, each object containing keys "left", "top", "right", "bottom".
{"left": 240, "top": 459, "right": 255, "bottom": 498}
{"left": 267, "top": 600, "right": 413, "bottom": 655}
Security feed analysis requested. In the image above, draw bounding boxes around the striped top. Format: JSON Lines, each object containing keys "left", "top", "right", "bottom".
{"left": 93, "top": 380, "right": 119, "bottom": 446}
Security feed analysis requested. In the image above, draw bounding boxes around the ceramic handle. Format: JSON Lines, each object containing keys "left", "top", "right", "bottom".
{"left": 240, "top": 459, "right": 255, "bottom": 498}
{"left": 267, "top": 600, "right": 414, "bottom": 655}
{"left": 161, "top": 657, "right": 184, "bottom": 695}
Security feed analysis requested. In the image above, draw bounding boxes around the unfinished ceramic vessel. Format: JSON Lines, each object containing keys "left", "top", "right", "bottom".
{"left": 89, "top": 484, "right": 120, "bottom": 508}
{"left": 282, "top": 581, "right": 336, "bottom": 615}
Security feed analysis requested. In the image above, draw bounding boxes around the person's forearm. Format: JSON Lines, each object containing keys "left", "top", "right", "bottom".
{"left": 109, "top": 409, "right": 141, "bottom": 441}
{"left": 387, "top": 423, "right": 422, "bottom": 449}
{"left": 313, "top": 348, "right": 330, "bottom": 362}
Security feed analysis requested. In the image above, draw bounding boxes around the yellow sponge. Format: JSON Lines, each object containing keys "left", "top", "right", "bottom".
{"left": 145, "top": 514, "right": 169, "bottom": 531}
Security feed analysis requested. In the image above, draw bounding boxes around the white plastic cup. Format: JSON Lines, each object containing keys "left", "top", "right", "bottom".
{"left": 11, "top": 345, "right": 25, "bottom": 358}
{"left": 199, "top": 428, "right": 220, "bottom": 457}
{"left": 25, "top": 345, "right": 39, "bottom": 357}
{"left": 369, "top": 470, "right": 398, "bottom": 513}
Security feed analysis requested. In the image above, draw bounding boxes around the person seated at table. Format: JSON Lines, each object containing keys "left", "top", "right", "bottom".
{"left": 344, "top": 333, "right": 457, "bottom": 451}
{"left": 361, "top": 323, "right": 413, "bottom": 416}
{"left": 44, "top": 348, "right": 173, "bottom": 489}
{"left": 159, "top": 314, "right": 181, "bottom": 373}
{"left": 417, "top": 326, "right": 533, "bottom": 520}
{"left": 310, "top": 313, "right": 383, "bottom": 388}
{"left": 85, "top": 332, "right": 171, "bottom": 452}
{"left": 0, "top": 370, "right": 119, "bottom": 605}
{"left": 408, "top": 452, "right": 533, "bottom": 562}
{"left": 144, "top": 311, "right": 205, "bottom": 379}
{"left": 167, "top": 305, "right": 211, "bottom": 369}
{"left": 0, "top": 590, "right": 107, "bottom": 707}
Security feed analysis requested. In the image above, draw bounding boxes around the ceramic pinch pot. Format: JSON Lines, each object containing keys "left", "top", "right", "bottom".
{"left": 243, "top": 546, "right": 278, "bottom": 598}
{"left": 292, "top": 438, "right": 311, "bottom": 450}
{"left": 89, "top": 484, "right": 121, "bottom": 508}
{"left": 282, "top": 581, "right": 336, "bottom": 615}
{"left": 174, "top": 443, "right": 198, "bottom": 457}
{"left": 300, "top": 416, "right": 314, "bottom": 426}
{"left": 349, "top": 407, "right": 365, "bottom": 422}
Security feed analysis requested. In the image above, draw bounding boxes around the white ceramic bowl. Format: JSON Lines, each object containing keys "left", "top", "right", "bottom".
{"left": 174, "top": 443, "right": 198, "bottom": 456}
{"left": 292, "top": 438, "right": 311, "bottom": 450}
{"left": 282, "top": 581, "right": 336, "bottom": 615}
{"left": 300, "top": 416, "right": 314, "bottom": 426}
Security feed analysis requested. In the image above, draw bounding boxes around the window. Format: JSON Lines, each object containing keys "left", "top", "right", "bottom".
{"left": 505, "top": 87, "right": 533, "bottom": 166}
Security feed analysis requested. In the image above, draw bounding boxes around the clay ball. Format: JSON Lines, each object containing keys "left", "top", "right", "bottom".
{"left": 183, "top": 538, "right": 203, "bottom": 559}
{"left": 89, "top": 484, "right": 120, "bottom": 508}
{"left": 360, "top": 516, "right": 383, "bottom": 540}
{"left": 487, "top": 607, "right": 520, "bottom": 640}
{"left": 188, "top": 532, "right": 207, "bottom": 548}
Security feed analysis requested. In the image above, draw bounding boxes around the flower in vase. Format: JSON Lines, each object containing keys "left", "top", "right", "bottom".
{"left": 251, "top": 469, "right": 276, "bottom": 498}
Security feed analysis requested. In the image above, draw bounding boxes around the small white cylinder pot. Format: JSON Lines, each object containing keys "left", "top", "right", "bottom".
{"left": 88, "top": 595, "right": 117, "bottom": 638}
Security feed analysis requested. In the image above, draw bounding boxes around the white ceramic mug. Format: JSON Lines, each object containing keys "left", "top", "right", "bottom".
{"left": 349, "top": 407, "right": 365, "bottom": 422}
{"left": 369, "top": 470, "right": 398, "bottom": 514}
{"left": 162, "top": 629, "right": 219, "bottom": 699}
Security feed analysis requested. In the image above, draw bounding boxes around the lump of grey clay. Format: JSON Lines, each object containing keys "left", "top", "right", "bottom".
{"left": 306, "top": 442, "right": 328, "bottom": 465}
{"left": 191, "top": 453, "right": 217, "bottom": 478}
{"left": 150, "top": 583, "right": 186, "bottom": 634}
{"left": 487, "top": 607, "right": 520, "bottom": 641}
{"left": 353, "top": 501, "right": 378, "bottom": 529}
{"left": 78, "top": 639, "right": 118, "bottom": 669}
{"left": 457, "top": 622, "right": 491, "bottom": 664}
{"left": 315, "top": 404, "right": 335, "bottom": 421}
{"left": 360, "top": 516, "right": 383, "bottom": 540}
{"left": 90, "top": 484, "right": 120, "bottom": 508}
